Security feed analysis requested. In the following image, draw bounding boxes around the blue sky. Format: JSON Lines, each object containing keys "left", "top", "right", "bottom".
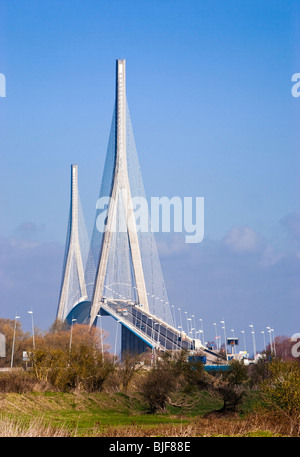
{"left": 0, "top": 0, "right": 299, "bottom": 353}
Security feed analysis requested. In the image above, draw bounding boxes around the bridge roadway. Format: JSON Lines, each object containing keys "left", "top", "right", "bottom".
{"left": 99, "top": 299, "right": 224, "bottom": 364}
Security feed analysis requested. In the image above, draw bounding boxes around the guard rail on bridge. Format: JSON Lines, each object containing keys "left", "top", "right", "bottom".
{"left": 100, "top": 299, "right": 224, "bottom": 364}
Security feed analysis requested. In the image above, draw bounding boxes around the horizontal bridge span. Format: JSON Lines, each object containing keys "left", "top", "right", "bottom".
{"left": 99, "top": 299, "right": 205, "bottom": 353}
{"left": 67, "top": 298, "right": 224, "bottom": 362}
{"left": 100, "top": 302, "right": 157, "bottom": 349}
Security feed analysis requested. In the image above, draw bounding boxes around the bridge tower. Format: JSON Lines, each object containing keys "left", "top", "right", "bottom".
{"left": 89, "top": 60, "right": 149, "bottom": 325}
{"left": 56, "top": 164, "right": 89, "bottom": 322}
{"left": 86, "top": 59, "right": 173, "bottom": 329}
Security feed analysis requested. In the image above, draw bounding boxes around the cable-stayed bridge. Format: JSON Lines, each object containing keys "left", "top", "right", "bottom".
{"left": 56, "top": 59, "right": 222, "bottom": 363}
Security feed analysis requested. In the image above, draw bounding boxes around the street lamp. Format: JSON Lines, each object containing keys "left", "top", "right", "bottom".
{"left": 249, "top": 324, "right": 256, "bottom": 359}
{"left": 191, "top": 315, "right": 196, "bottom": 339}
{"left": 187, "top": 317, "right": 192, "bottom": 337}
{"left": 69, "top": 318, "right": 77, "bottom": 357}
{"left": 97, "top": 314, "right": 104, "bottom": 358}
{"left": 230, "top": 329, "right": 235, "bottom": 354}
{"left": 148, "top": 317, "right": 154, "bottom": 341}
{"left": 261, "top": 331, "right": 266, "bottom": 352}
{"left": 177, "top": 308, "right": 183, "bottom": 331}
{"left": 155, "top": 322, "right": 161, "bottom": 348}
{"left": 171, "top": 305, "right": 177, "bottom": 329}
{"left": 184, "top": 311, "right": 188, "bottom": 333}
{"left": 27, "top": 310, "right": 35, "bottom": 349}
{"left": 266, "top": 326, "right": 273, "bottom": 354}
{"left": 271, "top": 328, "right": 276, "bottom": 356}
{"left": 199, "top": 319, "right": 205, "bottom": 345}
{"left": 213, "top": 322, "right": 218, "bottom": 350}
{"left": 241, "top": 330, "right": 247, "bottom": 353}
{"left": 154, "top": 322, "right": 160, "bottom": 348}
{"left": 220, "top": 320, "right": 227, "bottom": 360}
{"left": 11, "top": 315, "right": 20, "bottom": 368}
{"left": 114, "top": 320, "right": 120, "bottom": 364}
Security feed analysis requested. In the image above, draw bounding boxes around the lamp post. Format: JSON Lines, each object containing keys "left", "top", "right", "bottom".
{"left": 230, "top": 329, "right": 235, "bottom": 354}
{"left": 154, "top": 322, "right": 160, "bottom": 350}
{"left": 191, "top": 315, "right": 196, "bottom": 340}
{"left": 184, "top": 311, "right": 189, "bottom": 334}
{"left": 178, "top": 308, "right": 183, "bottom": 331}
{"left": 271, "top": 328, "right": 276, "bottom": 356}
{"left": 11, "top": 315, "right": 20, "bottom": 368}
{"left": 187, "top": 317, "right": 192, "bottom": 338}
{"left": 199, "top": 319, "right": 205, "bottom": 345}
{"left": 148, "top": 317, "right": 154, "bottom": 349}
{"left": 27, "top": 310, "right": 35, "bottom": 349}
{"left": 69, "top": 318, "right": 77, "bottom": 358}
{"left": 266, "top": 326, "right": 273, "bottom": 354}
{"left": 156, "top": 322, "right": 161, "bottom": 348}
{"left": 249, "top": 324, "right": 256, "bottom": 360}
{"left": 114, "top": 320, "right": 120, "bottom": 364}
{"left": 213, "top": 322, "right": 218, "bottom": 350}
{"left": 171, "top": 305, "right": 177, "bottom": 329}
{"left": 220, "top": 320, "right": 227, "bottom": 360}
{"left": 241, "top": 330, "right": 247, "bottom": 353}
{"left": 199, "top": 329, "right": 204, "bottom": 346}
{"left": 261, "top": 331, "right": 266, "bottom": 352}
{"left": 97, "top": 314, "right": 104, "bottom": 358}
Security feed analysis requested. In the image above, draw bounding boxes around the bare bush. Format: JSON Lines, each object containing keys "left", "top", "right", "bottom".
{"left": 0, "top": 415, "right": 71, "bottom": 437}
{"left": 29, "top": 325, "right": 114, "bottom": 392}
{"left": 0, "top": 370, "right": 47, "bottom": 393}
{"left": 138, "top": 365, "right": 177, "bottom": 413}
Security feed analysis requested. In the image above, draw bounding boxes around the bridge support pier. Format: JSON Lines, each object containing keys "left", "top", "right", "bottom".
{"left": 121, "top": 324, "right": 150, "bottom": 358}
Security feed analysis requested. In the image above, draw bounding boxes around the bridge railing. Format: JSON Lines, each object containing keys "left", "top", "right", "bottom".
{"left": 101, "top": 299, "right": 197, "bottom": 351}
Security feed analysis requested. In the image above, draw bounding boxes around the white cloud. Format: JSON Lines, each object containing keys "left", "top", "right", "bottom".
{"left": 259, "top": 245, "right": 284, "bottom": 267}
{"left": 223, "top": 226, "right": 261, "bottom": 253}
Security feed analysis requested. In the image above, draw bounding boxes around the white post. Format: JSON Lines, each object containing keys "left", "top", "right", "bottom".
{"left": 28, "top": 310, "right": 35, "bottom": 350}
{"left": 11, "top": 315, "right": 20, "bottom": 368}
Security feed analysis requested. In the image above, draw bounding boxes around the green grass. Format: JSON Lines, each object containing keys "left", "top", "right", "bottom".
{"left": 0, "top": 391, "right": 223, "bottom": 436}
{"left": 0, "top": 390, "right": 282, "bottom": 437}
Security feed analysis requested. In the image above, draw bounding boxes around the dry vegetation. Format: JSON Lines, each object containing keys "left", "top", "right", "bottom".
{"left": 0, "top": 415, "right": 71, "bottom": 437}
{"left": 97, "top": 413, "right": 300, "bottom": 437}
{"left": 0, "top": 318, "right": 299, "bottom": 437}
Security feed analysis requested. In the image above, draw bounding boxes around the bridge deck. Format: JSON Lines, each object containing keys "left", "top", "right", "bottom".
{"left": 100, "top": 300, "right": 224, "bottom": 364}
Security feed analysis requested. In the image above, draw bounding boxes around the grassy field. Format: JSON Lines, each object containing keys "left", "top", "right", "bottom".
{"left": 0, "top": 391, "right": 220, "bottom": 436}
{"left": 0, "top": 390, "right": 292, "bottom": 437}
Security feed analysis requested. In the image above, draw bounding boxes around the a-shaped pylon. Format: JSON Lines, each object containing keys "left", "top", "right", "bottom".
{"left": 89, "top": 60, "right": 149, "bottom": 325}
{"left": 56, "top": 164, "right": 88, "bottom": 322}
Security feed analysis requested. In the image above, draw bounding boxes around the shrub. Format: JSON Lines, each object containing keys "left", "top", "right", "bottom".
{"left": 260, "top": 359, "right": 300, "bottom": 421}
{"left": 29, "top": 324, "right": 114, "bottom": 392}
{"left": 212, "top": 360, "right": 250, "bottom": 413}
{"left": 139, "top": 365, "right": 177, "bottom": 413}
{"left": 0, "top": 370, "right": 43, "bottom": 393}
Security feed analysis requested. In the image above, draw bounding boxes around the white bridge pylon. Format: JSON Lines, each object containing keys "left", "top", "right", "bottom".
{"left": 89, "top": 60, "right": 149, "bottom": 326}
{"left": 57, "top": 164, "right": 88, "bottom": 321}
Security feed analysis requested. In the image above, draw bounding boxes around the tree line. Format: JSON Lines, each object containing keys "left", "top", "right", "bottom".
{"left": 0, "top": 318, "right": 299, "bottom": 428}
